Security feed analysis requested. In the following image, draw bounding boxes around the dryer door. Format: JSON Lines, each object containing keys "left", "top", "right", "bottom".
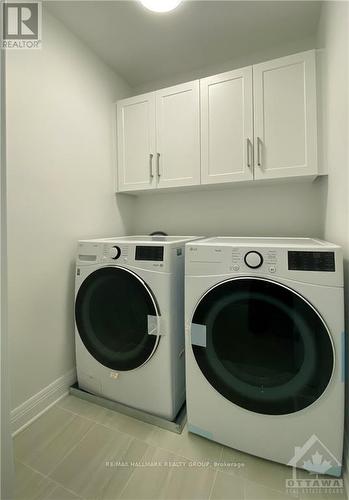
{"left": 75, "top": 267, "right": 160, "bottom": 371}
{"left": 191, "top": 277, "right": 334, "bottom": 415}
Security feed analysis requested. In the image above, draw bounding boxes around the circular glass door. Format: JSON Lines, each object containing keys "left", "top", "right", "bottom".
{"left": 75, "top": 267, "right": 160, "bottom": 371}
{"left": 191, "top": 278, "right": 334, "bottom": 415}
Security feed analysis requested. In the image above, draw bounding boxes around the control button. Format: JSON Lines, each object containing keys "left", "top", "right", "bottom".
{"left": 269, "top": 265, "right": 276, "bottom": 273}
{"left": 244, "top": 251, "right": 263, "bottom": 269}
{"left": 109, "top": 246, "right": 121, "bottom": 260}
{"left": 232, "top": 264, "right": 240, "bottom": 272}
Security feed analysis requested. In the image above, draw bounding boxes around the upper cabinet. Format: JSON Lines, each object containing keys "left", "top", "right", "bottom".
{"left": 116, "top": 50, "right": 319, "bottom": 193}
{"left": 117, "top": 92, "right": 156, "bottom": 192}
{"left": 117, "top": 82, "right": 200, "bottom": 192}
{"left": 201, "top": 67, "right": 254, "bottom": 184}
{"left": 156, "top": 81, "right": 200, "bottom": 188}
{"left": 253, "top": 51, "right": 317, "bottom": 180}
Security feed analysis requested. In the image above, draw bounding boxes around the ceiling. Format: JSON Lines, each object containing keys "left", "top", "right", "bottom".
{"left": 47, "top": 1, "right": 321, "bottom": 88}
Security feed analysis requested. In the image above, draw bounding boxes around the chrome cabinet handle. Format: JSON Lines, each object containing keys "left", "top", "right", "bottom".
{"left": 149, "top": 153, "right": 154, "bottom": 178}
{"left": 246, "top": 138, "right": 252, "bottom": 169}
{"left": 257, "top": 137, "right": 262, "bottom": 167}
{"left": 157, "top": 153, "right": 161, "bottom": 177}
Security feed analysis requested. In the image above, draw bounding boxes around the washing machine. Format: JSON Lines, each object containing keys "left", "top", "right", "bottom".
{"left": 75, "top": 235, "right": 200, "bottom": 420}
{"left": 185, "top": 237, "right": 344, "bottom": 475}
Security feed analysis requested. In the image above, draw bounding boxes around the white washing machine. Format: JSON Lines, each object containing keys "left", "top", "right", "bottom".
{"left": 185, "top": 237, "right": 344, "bottom": 475}
{"left": 75, "top": 235, "right": 200, "bottom": 420}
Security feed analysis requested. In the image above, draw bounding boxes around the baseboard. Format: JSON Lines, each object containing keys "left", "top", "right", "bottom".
{"left": 11, "top": 368, "right": 77, "bottom": 436}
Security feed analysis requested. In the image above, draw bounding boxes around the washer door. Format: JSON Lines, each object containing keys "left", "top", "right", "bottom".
{"left": 75, "top": 267, "right": 160, "bottom": 371}
{"left": 191, "top": 277, "right": 334, "bottom": 415}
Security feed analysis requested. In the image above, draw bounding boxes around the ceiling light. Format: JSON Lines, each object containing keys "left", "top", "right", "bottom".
{"left": 140, "top": 0, "right": 183, "bottom": 13}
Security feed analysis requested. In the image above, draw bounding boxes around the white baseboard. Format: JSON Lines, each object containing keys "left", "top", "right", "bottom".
{"left": 11, "top": 368, "right": 77, "bottom": 436}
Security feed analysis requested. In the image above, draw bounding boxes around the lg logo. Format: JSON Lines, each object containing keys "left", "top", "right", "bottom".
{"left": 2, "top": 2, "right": 42, "bottom": 49}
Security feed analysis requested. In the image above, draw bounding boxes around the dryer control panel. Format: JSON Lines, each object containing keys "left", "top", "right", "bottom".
{"left": 186, "top": 238, "right": 343, "bottom": 288}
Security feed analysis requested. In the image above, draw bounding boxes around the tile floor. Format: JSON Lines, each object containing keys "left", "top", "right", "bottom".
{"left": 14, "top": 395, "right": 347, "bottom": 500}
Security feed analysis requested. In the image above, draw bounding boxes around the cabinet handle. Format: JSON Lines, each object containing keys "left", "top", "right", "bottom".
{"left": 246, "top": 138, "right": 252, "bottom": 169}
{"left": 257, "top": 137, "right": 262, "bottom": 167}
{"left": 149, "top": 153, "right": 154, "bottom": 178}
{"left": 157, "top": 153, "right": 161, "bottom": 178}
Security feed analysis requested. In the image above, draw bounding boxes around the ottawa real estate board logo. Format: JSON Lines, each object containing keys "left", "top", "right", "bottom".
{"left": 285, "top": 435, "right": 343, "bottom": 495}
{"left": 2, "top": 1, "right": 42, "bottom": 49}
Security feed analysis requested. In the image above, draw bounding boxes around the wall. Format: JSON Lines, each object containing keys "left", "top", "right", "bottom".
{"left": 135, "top": 36, "right": 316, "bottom": 94}
{"left": 316, "top": 0, "right": 349, "bottom": 486}
{"left": 132, "top": 181, "right": 326, "bottom": 238}
{"left": 6, "top": 7, "right": 133, "bottom": 424}
{"left": 131, "top": 37, "right": 327, "bottom": 239}
{"left": 1, "top": 37, "right": 14, "bottom": 499}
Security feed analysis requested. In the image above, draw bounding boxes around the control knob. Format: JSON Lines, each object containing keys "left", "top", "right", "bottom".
{"left": 109, "top": 246, "right": 121, "bottom": 260}
{"left": 244, "top": 251, "right": 263, "bottom": 269}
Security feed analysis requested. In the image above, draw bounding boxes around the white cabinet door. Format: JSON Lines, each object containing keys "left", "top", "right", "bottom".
{"left": 253, "top": 50, "right": 317, "bottom": 180}
{"left": 117, "top": 93, "right": 156, "bottom": 192}
{"left": 200, "top": 67, "right": 254, "bottom": 185}
{"left": 155, "top": 81, "right": 200, "bottom": 188}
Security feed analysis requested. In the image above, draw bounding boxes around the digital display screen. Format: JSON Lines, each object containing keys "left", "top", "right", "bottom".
{"left": 135, "top": 246, "right": 164, "bottom": 261}
{"left": 288, "top": 251, "right": 335, "bottom": 272}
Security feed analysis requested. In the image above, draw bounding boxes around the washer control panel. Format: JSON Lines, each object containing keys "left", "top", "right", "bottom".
{"left": 102, "top": 243, "right": 167, "bottom": 269}
{"left": 231, "top": 248, "right": 278, "bottom": 274}
{"left": 102, "top": 244, "right": 129, "bottom": 263}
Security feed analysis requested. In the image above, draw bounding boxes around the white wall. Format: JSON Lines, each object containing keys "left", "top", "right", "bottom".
{"left": 1, "top": 39, "right": 14, "bottom": 498}
{"left": 131, "top": 36, "right": 327, "bottom": 240}
{"left": 316, "top": 0, "right": 349, "bottom": 486}
{"left": 6, "top": 8, "right": 133, "bottom": 415}
{"left": 135, "top": 36, "right": 316, "bottom": 94}
{"left": 132, "top": 181, "right": 326, "bottom": 238}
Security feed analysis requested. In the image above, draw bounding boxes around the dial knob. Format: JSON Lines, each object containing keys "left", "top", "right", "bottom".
{"left": 244, "top": 251, "right": 263, "bottom": 269}
{"left": 109, "top": 246, "right": 121, "bottom": 260}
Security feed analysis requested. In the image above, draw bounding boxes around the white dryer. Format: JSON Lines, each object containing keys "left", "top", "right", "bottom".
{"left": 75, "top": 235, "right": 200, "bottom": 420}
{"left": 185, "top": 237, "right": 344, "bottom": 475}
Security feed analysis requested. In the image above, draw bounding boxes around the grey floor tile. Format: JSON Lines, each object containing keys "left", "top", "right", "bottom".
{"left": 98, "top": 408, "right": 156, "bottom": 442}
{"left": 219, "top": 446, "right": 251, "bottom": 477}
{"left": 162, "top": 460, "right": 216, "bottom": 500}
{"left": 59, "top": 396, "right": 157, "bottom": 443}
{"left": 57, "top": 395, "right": 110, "bottom": 422}
{"left": 220, "top": 446, "right": 297, "bottom": 494}
{"left": 15, "top": 406, "right": 75, "bottom": 464}
{"left": 50, "top": 423, "right": 144, "bottom": 499}
{"left": 244, "top": 479, "right": 297, "bottom": 500}
{"left": 16, "top": 412, "right": 94, "bottom": 476}
{"left": 14, "top": 461, "right": 57, "bottom": 500}
{"left": 45, "top": 485, "right": 82, "bottom": 499}
{"left": 118, "top": 446, "right": 180, "bottom": 500}
{"left": 210, "top": 471, "right": 245, "bottom": 500}
{"left": 146, "top": 425, "right": 223, "bottom": 465}
{"left": 99, "top": 438, "right": 149, "bottom": 500}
